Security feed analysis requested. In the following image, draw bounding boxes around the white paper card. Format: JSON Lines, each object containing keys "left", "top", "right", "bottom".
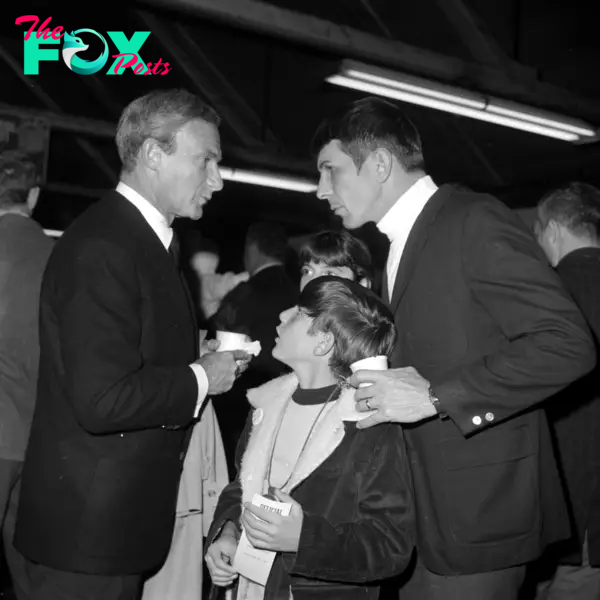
{"left": 233, "top": 494, "right": 291, "bottom": 585}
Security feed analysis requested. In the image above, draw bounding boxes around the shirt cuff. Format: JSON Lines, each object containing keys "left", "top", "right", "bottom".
{"left": 189, "top": 364, "right": 209, "bottom": 417}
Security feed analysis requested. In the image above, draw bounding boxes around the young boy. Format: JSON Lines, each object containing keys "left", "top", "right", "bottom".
{"left": 299, "top": 230, "right": 374, "bottom": 290}
{"left": 205, "top": 276, "right": 414, "bottom": 600}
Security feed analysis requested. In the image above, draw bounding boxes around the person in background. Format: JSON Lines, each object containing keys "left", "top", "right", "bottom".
{"left": 312, "top": 96, "right": 595, "bottom": 600}
{"left": 0, "top": 150, "right": 54, "bottom": 600}
{"left": 205, "top": 276, "right": 414, "bottom": 599}
{"left": 14, "top": 89, "right": 247, "bottom": 600}
{"left": 533, "top": 182, "right": 600, "bottom": 600}
{"left": 298, "top": 229, "right": 374, "bottom": 290}
{"left": 189, "top": 241, "right": 249, "bottom": 322}
{"left": 211, "top": 222, "right": 297, "bottom": 473}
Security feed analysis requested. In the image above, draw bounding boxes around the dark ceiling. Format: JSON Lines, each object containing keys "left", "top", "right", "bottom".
{"left": 1, "top": 0, "right": 599, "bottom": 268}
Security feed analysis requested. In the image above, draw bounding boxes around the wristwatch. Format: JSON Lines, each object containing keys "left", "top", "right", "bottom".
{"left": 429, "top": 385, "right": 448, "bottom": 420}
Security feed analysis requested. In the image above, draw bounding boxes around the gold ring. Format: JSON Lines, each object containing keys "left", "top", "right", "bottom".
{"left": 365, "top": 399, "right": 371, "bottom": 411}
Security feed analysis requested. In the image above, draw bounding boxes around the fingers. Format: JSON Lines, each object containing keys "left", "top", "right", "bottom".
{"left": 348, "top": 369, "right": 385, "bottom": 388}
{"left": 356, "top": 411, "right": 387, "bottom": 429}
{"left": 206, "top": 339, "right": 221, "bottom": 351}
{"left": 205, "top": 554, "right": 238, "bottom": 587}
{"left": 355, "top": 397, "right": 380, "bottom": 412}
{"left": 231, "top": 349, "right": 251, "bottom": 361}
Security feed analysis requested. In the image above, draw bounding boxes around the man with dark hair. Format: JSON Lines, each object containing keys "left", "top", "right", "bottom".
{"left": 14, "top": 89, "right": 248, "bottom": 600}
{"left": 0, "top": 151, "right": 53, "bottom": 600}
{"left": 206, "top": 276, "right": 414, "bottom": 599}
{"left": 211, "top": 221, "right": 297, "bottom": 471}
{"left": 533, "top": 182, "right": 600, "bottom": 599}
{"left": 312, "top": 96, "right": 595, "bottom": 599}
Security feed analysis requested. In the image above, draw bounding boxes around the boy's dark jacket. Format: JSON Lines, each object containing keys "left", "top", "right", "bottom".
{"left": 206, "top": 373, "right": 415, "bottom": 599}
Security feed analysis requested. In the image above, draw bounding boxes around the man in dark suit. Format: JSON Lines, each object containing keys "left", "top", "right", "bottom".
{"left": 14, "top": 90, "right": 248, "bottom": 600}
{"left": 311, "top": 97, "right": 596, "bottom": 599}
{"left": 211, "top": 222, "right": 297, "bottom": 471}
{"left": 0, "top": 151, "right": 53, "bottom": 600}
{"left": 533, "top": 182, "right": 600, "bottom": 599}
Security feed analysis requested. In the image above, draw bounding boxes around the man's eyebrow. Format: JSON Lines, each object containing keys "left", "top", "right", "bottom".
{"left": 317, "top": 159, "right": 331, "bottom": 170}
{"left": 206, "top": 149, "right": 222, "bottom": 162}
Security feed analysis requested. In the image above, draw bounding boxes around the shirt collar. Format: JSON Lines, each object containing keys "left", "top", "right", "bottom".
{"left": 116, "top": 181, "right": 172, "bottom": 250}
{"left": 377, "top": 175, "right": 438, "bottom": 243}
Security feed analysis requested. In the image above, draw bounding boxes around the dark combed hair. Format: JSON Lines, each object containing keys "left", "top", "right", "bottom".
{"left": 246, "top": 221, "right": 288, "bottom": 262}
{"left": 311, "top": 96, "right": 424, "bottom": 172}
{"left": 299, "top": 229, "right": 374, "bottom": 286}
{"left": 298, "top": 276, "right": 397, "bottom": 380}
{"left": 116, "top": 88, "right": 221, "bottom": 173}
{"left": 0, "top": 150, "right": 39, "bottom": 207}
{"left": 539, "top": 182, "right": 600, "bottom": 241}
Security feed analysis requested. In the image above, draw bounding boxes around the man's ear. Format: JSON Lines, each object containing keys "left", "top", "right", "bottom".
{"left": 141, "top": 138, "right": 162, "bottom": 172}
{"left": 314, "top": 331, "right": 334, "bottom": 357}
{"left": 372, "top": 148, "right": 393, "bottom": 183}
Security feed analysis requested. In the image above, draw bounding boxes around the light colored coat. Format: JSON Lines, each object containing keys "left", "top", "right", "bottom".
{"left": 142, "top": 400, "right": 229, "bottom": 600}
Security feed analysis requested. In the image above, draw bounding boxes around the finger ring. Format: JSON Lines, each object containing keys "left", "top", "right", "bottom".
{"left": 365, "top": 399, "right": 371, "bottom": 410}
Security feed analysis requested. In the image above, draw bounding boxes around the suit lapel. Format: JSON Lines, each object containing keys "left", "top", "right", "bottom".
{"left": 115, "top": 194, "right": 199, "bottom": 355}
{"left": 389, "top": 187, "right": 448, "bottom": 313}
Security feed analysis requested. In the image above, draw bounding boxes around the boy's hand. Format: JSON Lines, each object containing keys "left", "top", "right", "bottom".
{"left": 205, "top": 533, "right": 239, "bottom": 587}
{"left": 242, "top": 490, "right": 303, "bottom": 552}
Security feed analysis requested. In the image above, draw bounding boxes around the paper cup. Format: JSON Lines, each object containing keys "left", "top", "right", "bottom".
{"left": 215, "top": 331, "right": 250, "bottom": 352}
{"left": 350, "top": 355, "right": 388, "bottom": 387}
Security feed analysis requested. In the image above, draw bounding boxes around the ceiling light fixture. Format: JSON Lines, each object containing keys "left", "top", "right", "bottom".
{"left": 220, "top": 166, "right": 317, "bottom": 193}
{"left": 326, "top": 61, "right": 597, "bottom": 143}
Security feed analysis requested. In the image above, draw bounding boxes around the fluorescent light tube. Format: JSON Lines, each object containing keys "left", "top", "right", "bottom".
{"left": 326, "top": 61, "right": 597, "bottom": 142}
{"left": 220, "top": 167, "right": 317, "bottom": 193}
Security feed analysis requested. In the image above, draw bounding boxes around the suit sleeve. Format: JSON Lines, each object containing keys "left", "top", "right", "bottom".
{"left": 286, "top": 425, "right": 414, "bottom": 582}
{"left": 58, "top": 239, "right": 198, "bottom": 434}
{"left": 205, "top": 412, "right": 252, "bottom": 547}
{"left": 432, "top": 200, "right": 596, "bottom": 435}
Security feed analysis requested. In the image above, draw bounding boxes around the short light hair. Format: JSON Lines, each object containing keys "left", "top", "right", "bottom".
{"left": 0, "top": 150, "right": 39, "bottom": 208}
{"left": 116, "top": 89, "right": 221, "bottom": 172}
{"left": 538, "top": 182, "right": 600, "bottom": 241}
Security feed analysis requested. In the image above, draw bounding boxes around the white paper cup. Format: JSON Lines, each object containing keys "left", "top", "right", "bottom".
{"left": 350, "top": 355, "right": 388, "bottom": 387}
{"left": 215, "top": 331, "right": 250, "bottom": 352}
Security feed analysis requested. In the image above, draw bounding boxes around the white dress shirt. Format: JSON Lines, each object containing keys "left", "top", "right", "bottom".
{"left": 117, "top": 181, "right": 208, "bottom": 417}
{"left": 376, "top": 176, "right": 438, "bottom": 297}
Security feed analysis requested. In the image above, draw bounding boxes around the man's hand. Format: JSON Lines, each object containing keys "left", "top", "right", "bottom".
{"left": 241, "top": 490, "right": 303, "bottom": 552}
{"left": 350, "top": 366, "right": 437, "bottom": 429}
{"left": 200, "top": 338, "right": 220, "bottom": 357}
{"left": 205, "top": 532, "right": 239, "bottom": 587}
{"left": 197, "top": 350, "right": 250, "bottom": 395}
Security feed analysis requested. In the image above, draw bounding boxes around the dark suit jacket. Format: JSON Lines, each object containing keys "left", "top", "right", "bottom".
{"left": 547, "top": 247, "right": 600, "bottom": 566}
{"left": 383, "top": 184, "right": 595, "bottom": 575}
{"left": 15, "top": 191, "right": 200, "bottom": 575}
{"left": 0, "top": 215, "right": 53, "bottom": 461}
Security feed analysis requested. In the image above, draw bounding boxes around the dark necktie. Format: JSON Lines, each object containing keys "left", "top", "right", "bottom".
{"left": 168, "top": 232, "right": 180, "bottom": 268}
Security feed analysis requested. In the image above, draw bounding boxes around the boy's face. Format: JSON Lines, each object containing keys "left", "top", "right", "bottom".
{"left": 300, "top": 261, "right": 355, "bottom": 291}
{"left": 272, "top": 306, "right": 324, "bottom": 367}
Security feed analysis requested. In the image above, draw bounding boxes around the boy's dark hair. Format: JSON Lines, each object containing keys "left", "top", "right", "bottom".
{"left": 538, "top": 181, "right": 600, "bottom": 241}
{"left": 246, "top": 221, "right": 288, "bottom": 262}
{"left": 311, "top": 96, "right": 424, "bottom": 172}
{"left": 298, "top": 276, "right": 397, "bottom": 380}
{"left": 299, "top": 230, "right": 374, "bottom": 286}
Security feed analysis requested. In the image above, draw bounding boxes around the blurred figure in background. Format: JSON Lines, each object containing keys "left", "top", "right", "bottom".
{"left": 189, "top": 239, "right": 249, "bottom": 324}
{"left": 534, "top": 182, "right": 600, "bottom": 600}
{"left": 299, "top": 229, "right": 374, "bottom": 290}
{"left": 0, "top": 150, "right": 54, "bottom": 600}
{"left": 211, "top": 222, "right": 297, "bottom": 472}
